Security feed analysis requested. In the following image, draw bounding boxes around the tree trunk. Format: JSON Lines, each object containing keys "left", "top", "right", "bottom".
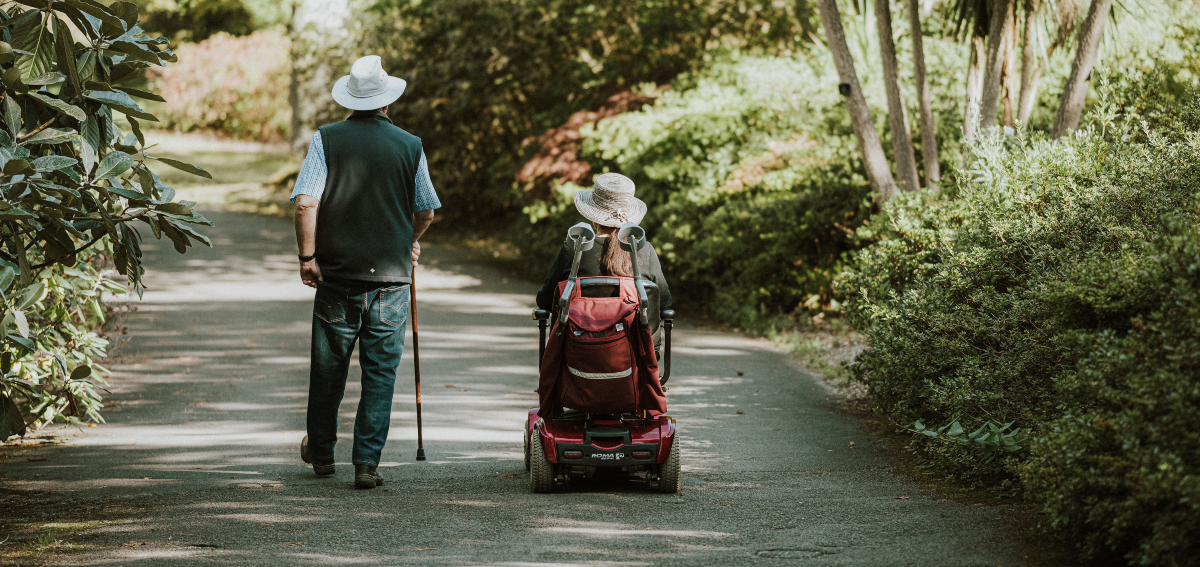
{"left": 908, "top": 0, "right": 939, "bottom": 186}
{"left": 1051, "top": 0, "right": 1111, "bottom": 138}
{"left": 816, "top": 0, "right": 897, "bottom": 200}
{"left": 963, "top": 37, "right": 986, "bottom": 138}
{"left": 963, "top": 3, "right": 989, "bottom": 138}
{"left": 290, "top": 0, "right": 353, "bottom": 157}
{"left": 1016, "top": 0, "right": 1040, "bottom": 124}
{"left": 979, "top": 0, "right": 1012, "bottom": 129}
{"left": 1001, "top": 6, "right": 1018, "bottom": 127}
{"left": 874, "top": 0, "right": 919, "bottom": 192}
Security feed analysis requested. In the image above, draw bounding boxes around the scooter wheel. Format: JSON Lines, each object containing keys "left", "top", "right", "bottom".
{"left": 657, "top": 435, "right": 681, "bottom": 493}
{"left": 530, "top": 429, "right": 556, "bottom": 493}
{"left": 523, "top": 427, "right": 531, "bottom": 472}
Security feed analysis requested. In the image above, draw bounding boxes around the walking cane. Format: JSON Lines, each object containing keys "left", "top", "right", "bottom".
{"left": 411, "top": 267, "right": 426, "bottom": 461}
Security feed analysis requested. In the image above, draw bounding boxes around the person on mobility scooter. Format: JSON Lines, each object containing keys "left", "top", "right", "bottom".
{"left": 524, "top": 173, "right": 681, "bottom": 493}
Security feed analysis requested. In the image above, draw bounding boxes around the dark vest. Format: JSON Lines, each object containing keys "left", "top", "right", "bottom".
{"left": 315, "top": 112, "right": 421, "bottom": 283}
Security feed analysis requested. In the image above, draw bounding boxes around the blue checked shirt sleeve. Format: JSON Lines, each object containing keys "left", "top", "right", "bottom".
{"left": 290, "top": 132, "right": 327, "bottom": 203}
{"left": 415, "top": 151, "right": 441, "bottom": 212}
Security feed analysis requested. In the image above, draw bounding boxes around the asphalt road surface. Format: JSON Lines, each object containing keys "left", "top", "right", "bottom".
{"left": 1, "top": 211, "right": 1047, "bottom": 566}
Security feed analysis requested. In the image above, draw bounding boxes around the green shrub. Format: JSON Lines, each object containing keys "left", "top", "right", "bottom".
{"left": 0, "top": 1, "right": 213, "bottom": 438}
{"left": 841, "top": 70, "right": 1200, "bottom": 565}
{"left": 360, "top": 0, "right": 807, "bottom": 224}
{"left": 1021, "top": 220, "right": 1200, "bottom": 566}
{"left": 148, "top": 29, "right": 290, "bottom": 142}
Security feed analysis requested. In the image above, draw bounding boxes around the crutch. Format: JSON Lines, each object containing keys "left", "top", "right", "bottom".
{"left": 411, "top": 267, "right": 426, "bottom": 461}
{"left": 557, "top": 223, "right": 596, "bottom": 325}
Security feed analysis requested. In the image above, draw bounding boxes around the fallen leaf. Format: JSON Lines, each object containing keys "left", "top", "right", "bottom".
{"left": 736, "top": 409, "right": 745, "bottom": 415}
{"left": 811, "top": 471, "right": 823, "bottom": 475}
{"left": 896, "top": 496, "right": 910, "bottom": 500}
{"left": 259, "top": 523, "right": 274, "bottom": 527}
{"left": 280, "top": 542, "right": 304, "bottom": 547}
{"left": 717, "top": 503, "right": 736, "bottom": 506}
{"left": 443, "top": 384, "right": 455, "bottom": 388}
{"left": 175, "top": 533, "right": 193, "bottom": 536}
{"left": 848, "top": 441, "right": 856, "bottom": 448}
{"left": 27, "top": 457, "right": 48, "bottom": 462}
{"left": 736, "top": 370, "right": 744, "bottom": 376}
{"left": 142, "top": 477, "right": 151, "bottom": 480}
{"left": 773, "top": 428, "right": 782, "bottom": 431}
{"left": 123, "top": 541, "right": 145, "bottom": 547}
{"left": 499, "top": 473, "right": 516, "bottom": 478}
{"left": 404, "top": 547, "right": 437, "bottom": 551}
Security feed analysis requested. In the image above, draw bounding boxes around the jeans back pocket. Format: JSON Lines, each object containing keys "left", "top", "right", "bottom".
{"left": 314, "top": 281, "right": 348, "bottom": 324}
{"left": 378, "top": 285, "right": 410, "bottom": 327}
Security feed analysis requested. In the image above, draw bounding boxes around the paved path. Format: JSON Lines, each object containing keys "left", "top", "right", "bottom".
{"left": 2, "top": 211, "right": 1042, "bottom": 566}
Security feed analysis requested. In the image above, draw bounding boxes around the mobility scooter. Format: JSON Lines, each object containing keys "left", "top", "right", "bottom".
{"left": 523, "top": 222, "right": 680, "bottom": 493}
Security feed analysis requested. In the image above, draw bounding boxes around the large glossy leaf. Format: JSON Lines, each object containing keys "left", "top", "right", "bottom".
{"left": 0, "top": 393, "right": 27, "bottom": 439}
{"left": 17, "top": 281, "right": 44, "bottom": 309}
{"left": 93, "top": 150, "right": 132, "bottom": 180}
{"left": 31, "top": 155, "right": 77, "bottom": 172}
{"left": 53, "top": 17, "right": 81, "bottom": 95}
{"left": 63, "top": 0, "right": 125, "bottom": 36}
{"left": 12, "top": 12, "right": 54, "bottom": 82}
{"left": 85, "top": 89, "right": 156, "bottom": 121}
{"left": 22, "top": 127, "right": 77, "bottom": 145}
{"left": 113, "top": 86, "right": 165, "bottom": 103}
{"left": 2, "top": 96, "right": 19, "bottom": 139}
{"left": 151, "top": 156, "right": 212, "bottom": 179}
{"left": 28, "top": 92, "right": 86, "bottom": 121}
{"left": 11, "top": 309, "right": 28, "bottom": 338}
{"left": 0, "top": 42, "right": 11, "bottom": 65}
{"left": 107, "top": 185, "right": 151, "bottom": 201}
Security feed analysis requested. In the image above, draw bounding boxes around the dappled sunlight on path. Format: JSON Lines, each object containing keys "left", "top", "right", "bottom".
{"left": 0, "top": 211, "right": 1037, "bottom": 566}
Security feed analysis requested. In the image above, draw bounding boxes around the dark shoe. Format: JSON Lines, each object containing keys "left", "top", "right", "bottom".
{"left": 354, "top": 464, "right": 383, "bottom": 489}
{"left": 301, "top": 435, "right": 336, "bottom": 476}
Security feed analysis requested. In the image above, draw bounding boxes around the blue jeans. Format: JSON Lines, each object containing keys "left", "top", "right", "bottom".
{"left": 306, "top": 279, "right": 409, "bottom": 467}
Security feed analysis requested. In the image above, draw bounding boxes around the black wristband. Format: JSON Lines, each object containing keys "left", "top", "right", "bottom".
{"left": 298, "top": 253, "right": 316, "bottom": 262}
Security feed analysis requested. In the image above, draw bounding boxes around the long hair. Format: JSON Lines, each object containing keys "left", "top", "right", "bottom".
{"left": 597, "top": 227, "right": 633, "bottom": 278}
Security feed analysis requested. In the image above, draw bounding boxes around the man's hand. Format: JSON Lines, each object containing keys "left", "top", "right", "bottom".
{"left": 300, "top": 259, "right": 322, "bottom": 288}
{"left": 412, "top": 241, "right": 421, "bottom": 266}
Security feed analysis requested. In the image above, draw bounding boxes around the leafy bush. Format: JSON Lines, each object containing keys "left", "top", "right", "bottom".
{"left": 359, "top": 0, "right": 808, "bottom": 224}
{"left": 0, "top": 1, "right": 213, "bottom": 438}
{"left": 517, "top": 55, "right": 878, "bottom": 329}
{"left": 148, "top": 29, "right": 290, "bottom": 142}
{"left": 1019, "top": 220, "right": 1200, "bottom": 566}
{"left": 841, "top": 72, "right": 1200, "bottom": 564}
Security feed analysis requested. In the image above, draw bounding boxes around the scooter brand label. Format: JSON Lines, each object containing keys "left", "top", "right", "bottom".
{"left": 593, "top": 452, "right": 625, "bottom": 460}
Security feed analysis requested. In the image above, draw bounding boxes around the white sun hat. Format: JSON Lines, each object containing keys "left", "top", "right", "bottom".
{"left": 331, "top": 55, "right": 407, "bottom": 111}
{"left": 573, "top": 173, "right": 648, "bottom": 228}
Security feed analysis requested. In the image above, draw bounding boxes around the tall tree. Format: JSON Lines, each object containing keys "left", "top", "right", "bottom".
{"left": 1001, "top": 4, "right": 1018, "bottom": 126}
{"left": 908, "top": 0, "right": 940, "bottom": 186}
{"left": 875, "top": 0, "right": 919, "bottom": 191}
{"left": 979, "top": 0, "right": 1013, "bottom": 129}
{"left": 1051, "top": 0, "right": 1109, "bottom": 138}
{"left": 961, "top": 1, "right": 989, "bottom": 138}
{"left": 1018, "top": 0, "right": 1079, "bottom": 124}
{"left": 816, "top": 0, "right": 897, "bottom": 200}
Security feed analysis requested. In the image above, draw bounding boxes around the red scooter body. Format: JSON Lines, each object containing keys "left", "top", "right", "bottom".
{"left": 524, "top": 222, "right": 680, "bottom": 492}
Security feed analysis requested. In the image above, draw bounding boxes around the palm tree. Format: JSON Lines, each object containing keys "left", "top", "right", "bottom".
{"left": 1051, "top": 0, "right": 1110, "bottom": 138}
{"left": 875, "top": 0, "right": 919, "bottom": 191}
{"left": 978, "top": 0, "right": 1013, "bottom": 130}
{"left": 1018, "top": 0, "right": 1080, "bottom": 125}
{"left": 815, "top": 0, "right": 897, "bottom": 200}
{"left": 907, "top": 0, "right": 940, "bottom": 186}
{"left": 959, "top": 0, "right": 989, "bottom": 138}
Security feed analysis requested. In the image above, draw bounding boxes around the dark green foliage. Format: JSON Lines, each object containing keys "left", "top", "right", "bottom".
{"left": 843, "top": 76, "right": 1200, "bottom": 564}
{"left": 515, "top": 55, "right": 876, "bottom": 328}
{"left": 1023, "top": 221, "right": 1200, "bottom": 566}
{"left": 0, "top": 1, "right": 211, "bottom": 436}
{"left": 138, "top": 0, "right": 255, "bottom": 42}
{"left": 362, "top": 0, "right": 805, "bottom": 225}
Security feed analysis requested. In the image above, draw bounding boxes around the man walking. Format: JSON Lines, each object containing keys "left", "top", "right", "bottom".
{"left": 291, "top": 55, "right": 440, "bottom": 489}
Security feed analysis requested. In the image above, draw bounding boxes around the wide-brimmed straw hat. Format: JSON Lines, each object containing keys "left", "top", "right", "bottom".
{"left": 573, "top": 173, "right": 647, "bottom": 228}
{"left": 331, "top": 56, "right": 407, "bottom": 111}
